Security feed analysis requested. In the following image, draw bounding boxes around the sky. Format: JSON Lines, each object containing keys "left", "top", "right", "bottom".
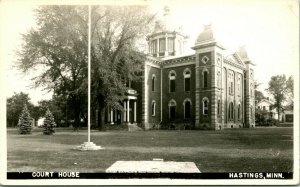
{"left": 1, "top": 0, "right": 298, "bottom": 105}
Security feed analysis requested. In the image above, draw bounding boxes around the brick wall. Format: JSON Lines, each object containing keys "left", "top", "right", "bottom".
{"left": 161, "top": 64, "right": 196, "bottom": 126}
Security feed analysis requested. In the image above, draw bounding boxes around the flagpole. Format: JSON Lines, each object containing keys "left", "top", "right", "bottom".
{"left": 88, "top": 4, "right": 91, "bottom": 143}
{"left": 75, "top": 4, "right": 102, "bottom": 150}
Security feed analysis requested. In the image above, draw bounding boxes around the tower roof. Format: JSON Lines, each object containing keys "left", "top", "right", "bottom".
{"left": 152, "top": 6, "right": 185, "bottom": 35}
{"left": 236, "top": 46, "right": 250, "bottom": 62}
{"left": 195, "top": 24, "right": 215, "bottom": 45}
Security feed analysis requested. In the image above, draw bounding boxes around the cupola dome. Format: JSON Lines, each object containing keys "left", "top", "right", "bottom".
{"left": 195, "top": 24, "right": 215, "bottom": 45}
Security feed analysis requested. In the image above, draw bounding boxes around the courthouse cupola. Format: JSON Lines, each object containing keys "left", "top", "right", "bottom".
{"left": 195, "top": 24, "right": 215, "bottom": 44}
{"left": 147, "top": 6, "right": 188, "bottom": 58}
{"left": 192, "top": 24, "right": 224, "bottom": 50}
{"left": 236, "top": 46, "right": 250, "bottom": 62}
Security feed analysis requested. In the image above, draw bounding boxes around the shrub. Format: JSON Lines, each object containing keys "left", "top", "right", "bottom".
{"left": 265, "top": 118, "right": 280, "bottom": 126}
{"left": 43, "top": 109, "right": 56, "bottom": 135}
{"left": 18, "top": 104, "right": 32, "bottom": 134}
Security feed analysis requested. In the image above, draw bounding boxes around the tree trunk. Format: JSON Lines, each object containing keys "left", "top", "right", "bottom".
{"left": 72, "top": 96, "right": 81, "bottom": 130}
{"left": 98, "top": 102, "right": 105, "bottom": 131}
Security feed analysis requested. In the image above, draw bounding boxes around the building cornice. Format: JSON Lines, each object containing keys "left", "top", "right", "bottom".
{"left": 224, "top": 58, "right": 246, "bottom": 70}
{"left": 191, "top": 41, "right": 225, "bottom": 50}
{"left": 162, "top": 55, "right": 196, "bottom": 66}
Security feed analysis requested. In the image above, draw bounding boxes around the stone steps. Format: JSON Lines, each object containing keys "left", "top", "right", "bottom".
{"left": 128, "top": 123, "right": 143, "bottom": 131}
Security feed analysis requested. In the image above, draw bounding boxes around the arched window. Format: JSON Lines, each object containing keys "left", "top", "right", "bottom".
{"left": 183, "top": 68, "right": 191, "bottom": 92}
{"left": 152, "top": 74, "right": 156, "bottom": 92}
{"left": 169, "top": 70, "right": 176, "bottom": 92}
{"left": 183, "top": 98, "right": 192, "bottom": 119}
{"left": 169, "top": 99, "right": 177, "bottom": 121}
{"left": 202, "top": 97, "right": 209, "bottom": 115}
{"left": 203, "top": 69, "right": 209, "bottom": 88}
{"left": 151, "top": 100, "right": 156, "bottom": 116}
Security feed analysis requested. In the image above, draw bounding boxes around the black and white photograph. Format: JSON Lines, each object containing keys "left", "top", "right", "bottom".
{"left": 0, "top": 0, "right": 299, "bottom": 185}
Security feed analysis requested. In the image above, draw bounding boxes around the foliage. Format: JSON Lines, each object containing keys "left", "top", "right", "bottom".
{"left": 265, "top": 118, "right": 280, "bottom": 126}
{"left": 16, "top": 5, "right": 155, "bottom": 130}
{"left": 255, "top": 90, "right": 265, "bottom": 105}
{"left": 7, "top": 92, "right": 34, "bottom": 127}
{"left": 266, "top": 75, "right": 293, "bottom": 120}
{"left": 18, "top": 104, "right": 32, "bottom": 134}
{"left": 255, "top": 108, "right": 266, "bottom": 126}
{"left": 16, "top": 5, "right": 88, "bottom": 128}
{"left": 286, "top": 76, "right": 293, "bottom": 109}
{"left": 90, "top": 5, "right": 155, "bottom": 130}
{"left": 38, "top": 95, "right": 68, "bottom": 127}
{"left": 43, "top": 109, "right": 56, "bottom": 135}
{"left": 254, "top": 80, "right": 265, "bottom": 105}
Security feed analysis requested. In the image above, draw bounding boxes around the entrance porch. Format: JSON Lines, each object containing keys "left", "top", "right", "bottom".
{"left": 107, "top": 90, "right": 138, "bottom": 125}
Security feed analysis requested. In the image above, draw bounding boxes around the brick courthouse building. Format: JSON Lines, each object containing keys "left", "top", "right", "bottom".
{"left": 105, "top": 8, "right": 255, "bottom": 130}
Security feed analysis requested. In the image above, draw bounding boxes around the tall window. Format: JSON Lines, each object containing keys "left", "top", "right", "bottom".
{"left": 151, "top": 101, "right": 156, "bottom": 116}
{"left": 184, "top": 99, "right": 191, "bottom": 119}
{"left": 237, "top": 76, "right": 241, "bottom": 96}
{"left": 178, "top": 40, "right": 183, "bottom": 54}
{"left": 159, "top": 38, "right": 166, "bottom": 55}
{"left": 169, "top": 100, "right": 176, "bottom": 121}
{"left": 217, "top": 71, "right": 221, "bottom": 88}
{"left": 203, "top": 70, "right": 208, "bottom": 88}
{"left": 229, "top": 71, "right": 234, "bottom": 95}
{"left": 250, "top": 106, "right": 253, "bottom": 121}
{"left": 151, "top": 40, "right": 157, "bottom": 56}
{"left": 168, "top": 38, "right": 174, "bottom": 53}
{"left": 250, "top": 83, "right": 253, "bottom": 97}
{"left": 126, "top": 79, "right": 131, "bottom": 88}
{"left": 202, "top": 97, "right": 209, "bottom": 115}
{"left": 217, "top": 99, "right": 221, "bottom": 116}
{"left": 169, "top": 70, "right": 176, "bottom": 92}
{"left": 152, "top": 74, "right": 156, "bottom": 92}
{"left": 223, "top": 68, "right": 227, "bottom": 96}
{"left": 229, "top": 102, "right": 234, "bottom": 120}
{"left": 238, "top": 104, "right": 241, "bottom": 120}
{"left": 184, "top": 68, "right": 191, "bottom": 92}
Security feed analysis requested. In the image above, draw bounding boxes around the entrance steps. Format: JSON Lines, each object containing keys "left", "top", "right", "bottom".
{"left": 128, "top": 123, "right": 143, "bottom": 131}
{"left": 105, "top": 123, "right": 143, "bottom": 131}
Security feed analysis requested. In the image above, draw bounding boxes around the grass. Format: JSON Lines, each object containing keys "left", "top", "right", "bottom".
{"left": 7, "top": 127, "right": 293, "bottom": 172}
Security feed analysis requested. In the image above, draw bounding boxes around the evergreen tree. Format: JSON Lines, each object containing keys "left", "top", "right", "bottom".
{"left": 43, "top": 108, "right": 56, "bottom": 135}
{"left": 18, "top": 104, "right": 32, "bottom": 134}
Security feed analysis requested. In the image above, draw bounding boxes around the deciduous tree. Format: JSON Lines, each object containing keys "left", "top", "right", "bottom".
{"left": 16, "top": 6, "right": 88, "bottom": 128}
{"left": 7, "top": 92, "right": 34, "bottom": 127}
{"left": 16, "top": 5, "right": 155, "bottom": 131}
{"left": 266, "top": 75, "right": 292, "bottom": 120}
{"left": 91, "top": 6, "right": 155, "bottom": 130}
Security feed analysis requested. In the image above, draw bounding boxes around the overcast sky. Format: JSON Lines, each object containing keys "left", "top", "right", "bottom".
{"left": 1, "top": 0, "right": 298, "bottom": 105}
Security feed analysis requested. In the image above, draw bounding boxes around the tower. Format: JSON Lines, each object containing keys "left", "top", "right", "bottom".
{"left": 237, "top": 46, "right": 255, "bottom": 127}
{"left": 192, "top": 25, "right": 225, "bottom": 130}
{"left": 147, "top": 6, "right": 188, "bottom": 58}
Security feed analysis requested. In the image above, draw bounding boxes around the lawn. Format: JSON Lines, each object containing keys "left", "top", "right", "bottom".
{"left": 7, "top": 127, "right": 293, "bottom": 172}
